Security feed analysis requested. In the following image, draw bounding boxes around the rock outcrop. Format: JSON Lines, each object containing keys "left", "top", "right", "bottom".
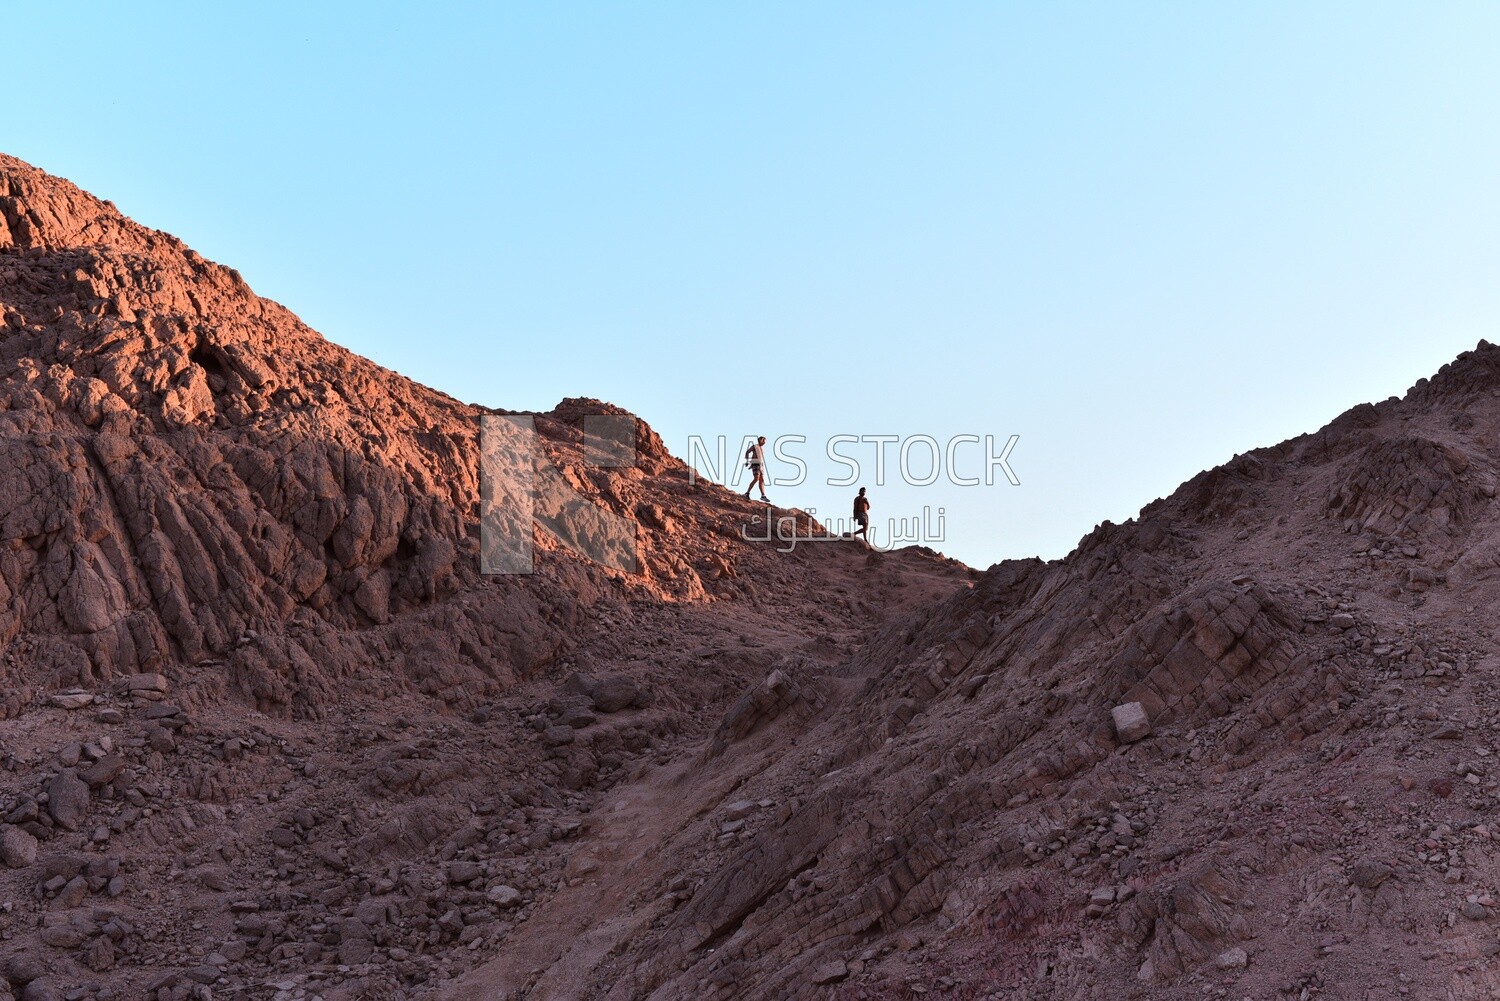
{"left": 10, "top": 152, "right": 1500, "bottom": 1001}
{"left": 0, "top": 153, "right": 971, "bottom": 998}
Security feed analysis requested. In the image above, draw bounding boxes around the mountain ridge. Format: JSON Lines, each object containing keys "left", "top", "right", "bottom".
{"left": 3, "top": 153, "right": 1500, "bottom": 1000}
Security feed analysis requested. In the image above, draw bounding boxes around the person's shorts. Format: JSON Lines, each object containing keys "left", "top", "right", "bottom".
{"left": 749, "top": 464, "right": 763, "bottom": 478}
{"left": 855, "top": 514, "right": 869, "bottom": 527}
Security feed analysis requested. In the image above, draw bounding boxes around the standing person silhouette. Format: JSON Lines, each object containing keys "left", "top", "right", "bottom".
{"left": 853, "top": 487, "right": 870, "bottom": 547}
{"left": 744, "top": 436, "right": 770, "bottom": 502}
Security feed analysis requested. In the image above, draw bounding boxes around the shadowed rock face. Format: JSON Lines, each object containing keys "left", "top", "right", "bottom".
{"left": 527, "top": 342, "right": 1500, "bottom": 1000}
{"left": 1326, "top": 436, "right": 1488, "bottom": 541}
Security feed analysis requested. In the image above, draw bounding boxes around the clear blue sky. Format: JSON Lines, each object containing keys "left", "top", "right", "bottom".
{"left": 10, "top": 3, "right": 1500, "bottom": 568}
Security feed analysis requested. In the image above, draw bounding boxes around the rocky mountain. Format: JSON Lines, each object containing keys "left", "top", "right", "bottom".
{"left": 3, "top": 153, "right": 1500, "bottom": 1001}
{"left": 0, "top": 153, "right": 968, "bottom": 1000}
{"left": 433, "top": 343, "right": 1500, "bottom": 1000}
{"left": 0, "top": 150, "right": 903, "bottom": 713}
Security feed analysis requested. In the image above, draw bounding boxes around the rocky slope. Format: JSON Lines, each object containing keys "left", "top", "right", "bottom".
{"left": 444, "top": 349, "right": 1500, "bottom": 1001}
{"left": 0, "top": 153, "right": 970, "bottom": 1000}
{"left": 4, "top": 153, "right": 1500, "bottom": 1001}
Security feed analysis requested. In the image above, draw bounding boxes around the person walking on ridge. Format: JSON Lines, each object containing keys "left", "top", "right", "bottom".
{"left": 853, "top": 487, "right": 870, "bottom": 547}
{"left": 744, "top": 436, "right": 770, "bottom": 502}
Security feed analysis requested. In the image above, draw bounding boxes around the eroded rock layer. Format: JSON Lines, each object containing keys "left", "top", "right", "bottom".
{"left": 7, "top": 153, "right": 1500, "bottom": 1001}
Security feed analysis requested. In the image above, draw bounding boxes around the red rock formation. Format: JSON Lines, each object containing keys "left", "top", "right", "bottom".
{"left": 0, "top": 154, "right": 970, "bottom": 998}
{"left": 8, "top": 153, "right": 1500, "bottom": 1001}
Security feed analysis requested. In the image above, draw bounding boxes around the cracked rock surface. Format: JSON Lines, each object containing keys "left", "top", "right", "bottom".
{"left": 7, "top": 153, "right": 1500, "bottom": 1000}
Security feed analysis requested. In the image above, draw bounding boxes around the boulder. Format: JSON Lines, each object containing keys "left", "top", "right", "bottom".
{"left": 78, "top": 755, "right": 125, "bottom": 789}
{"left": 1111, "top": 702, "right": 1152, "bottom": 743}
{"left": 46, "top": 692, "right": 92, "bottom": 711}
{"left": 810, "top": 960, "right": 848, "bottom": 985}
{"left": 592, "top": 676, "right": 645, "bottom": 714}
{"left": 44, "top": 771, "right": 89, "bottom": 831}
{"left": 0, "top": 826, "right": 38, "bottom": 868}
{"left": 487, "top": 884, "right": 522, "bottom": 908}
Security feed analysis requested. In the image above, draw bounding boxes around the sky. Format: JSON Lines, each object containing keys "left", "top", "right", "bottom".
{"left": 8, "top": 2, "right": 1500, "bottom": 568}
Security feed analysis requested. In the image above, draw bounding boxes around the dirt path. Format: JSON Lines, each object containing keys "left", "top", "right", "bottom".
{"left": 434, "top": 754, "right": 715, "bottom": 1000}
